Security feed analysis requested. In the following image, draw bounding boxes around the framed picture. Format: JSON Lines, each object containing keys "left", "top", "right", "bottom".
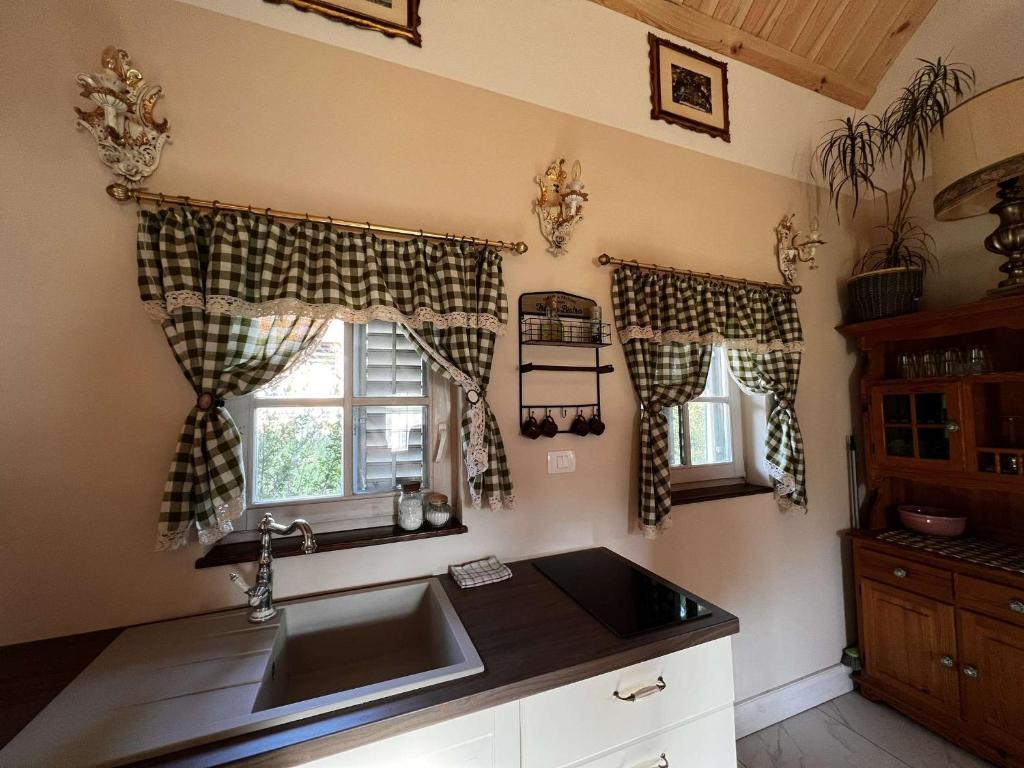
{"left": 264, "top": 0, "right": 422, "bottom": 46}
{"left": 648, "top": 33, "right": 730, "bottom": 143}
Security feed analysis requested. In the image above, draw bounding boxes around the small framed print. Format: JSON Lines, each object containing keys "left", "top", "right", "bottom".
{"left": 265, "top": 0, "right": 422, "bottom": 46}
{"left": 648, "top": 33, "right": 730, "bottom": 143}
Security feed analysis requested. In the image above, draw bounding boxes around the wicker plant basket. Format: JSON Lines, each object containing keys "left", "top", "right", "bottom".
{"left": 847, "top": 267, "right": 924, "bottom": 322}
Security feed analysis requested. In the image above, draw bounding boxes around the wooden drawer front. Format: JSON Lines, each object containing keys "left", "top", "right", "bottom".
{"left": 520, "top": 637, "right": 734, "bottom": 768}
{"left": 857, "top": 547, "right": 953, "bottom": 602}
{"left": 958, "top": 575, "right": 1024, "bottom": 627}
{"left": 575, "top": 705, "right": 736, "bottom": 768}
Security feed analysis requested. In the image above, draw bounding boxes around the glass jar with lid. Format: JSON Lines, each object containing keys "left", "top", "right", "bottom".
{"left": 424, "top": 492, "right": 452, "bottom": 527}
{"left": 398, "top": 481, "right": 424, "bottom": 531}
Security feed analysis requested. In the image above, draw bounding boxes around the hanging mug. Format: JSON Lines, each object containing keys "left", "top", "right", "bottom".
{"left": 588, "top": 409, "right": 606, "bottom": 436}
{"left": 521, "top": 412, "right": 541, "bottom": 440}
{"left": 540, "top": 412, "right": 559, "bottom": 438}
{"left": 571, "top": 410, "right": 590, "bottom": 436}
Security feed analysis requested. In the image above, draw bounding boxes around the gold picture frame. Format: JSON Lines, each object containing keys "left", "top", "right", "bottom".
{"left": 265, "top": 0, "right": 422, "bottom": 46}
{"left": 648, "top": 33, "right": 730, "bottom": 143}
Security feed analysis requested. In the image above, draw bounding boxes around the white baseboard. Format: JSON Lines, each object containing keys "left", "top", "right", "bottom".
{"left": 733, "top": 664, "right": 854, "bottom": 739}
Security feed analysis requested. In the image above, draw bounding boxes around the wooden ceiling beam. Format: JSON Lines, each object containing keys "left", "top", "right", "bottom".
{"left": 589, "top": 0, "right": 874, "bottom": 107}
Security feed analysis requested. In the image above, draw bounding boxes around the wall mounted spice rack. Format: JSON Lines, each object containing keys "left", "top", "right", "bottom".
{"left": 518, "top": 291, "right": 612, "bottom": 436}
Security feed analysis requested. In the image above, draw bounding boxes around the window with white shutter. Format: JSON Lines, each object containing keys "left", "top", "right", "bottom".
{"left": 227, "top": 320, "right": 456, "bottom": 532}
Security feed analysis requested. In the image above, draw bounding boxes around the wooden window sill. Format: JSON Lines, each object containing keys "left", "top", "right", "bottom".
{"left": 194, "top": 520, "right": 467, "bottom": 569}
{"left": 671, "top": 481, "right": 774, "bottom": 506}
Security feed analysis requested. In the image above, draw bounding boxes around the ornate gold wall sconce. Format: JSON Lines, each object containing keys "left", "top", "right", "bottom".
{"left": 776, "top": 213, "right": 825, "bottom": 289}
{"left": 74, "top": 47, "right": 170, "bottom": 194}
{"left": 534, "top": 159, "right": 588, "bottom": 257}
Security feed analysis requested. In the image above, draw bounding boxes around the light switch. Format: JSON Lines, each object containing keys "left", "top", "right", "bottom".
{"left": 547, "top": 450, "right": 576, "bottom": 475}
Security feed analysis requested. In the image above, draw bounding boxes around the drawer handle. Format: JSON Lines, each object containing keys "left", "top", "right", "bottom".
{"left": 939, "top": 655, "right": 955, "bottom": 668}
{"left": 963, "top": 665, "right": 979, "bottom": 679}
{"left": 1010, "top": 599, "right": 1024, "bottom": 615}
{"left": 613, "top": 676, "right": 666, "bottom": 702}
{"left": 892, "top": 567, "right": 908, "bottom": 578}
{"left": 630, "top": 754, "right": 668, "bottom": 768}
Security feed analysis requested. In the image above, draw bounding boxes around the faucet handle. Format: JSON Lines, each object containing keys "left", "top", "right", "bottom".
{"left": 229, "top": 571, "right": 252, "bottom": 594}
{"left": 229, "top": 572, "right": 268, "bottom": 608}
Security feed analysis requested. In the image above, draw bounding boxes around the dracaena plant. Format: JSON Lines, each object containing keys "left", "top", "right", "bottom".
{"left": 817, "top": 58, "right": 975, "bottom": 275}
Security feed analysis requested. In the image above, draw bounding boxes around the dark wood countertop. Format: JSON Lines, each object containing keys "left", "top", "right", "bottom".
{"left": 1, "top": 548, "right": 739, "bottom": 768}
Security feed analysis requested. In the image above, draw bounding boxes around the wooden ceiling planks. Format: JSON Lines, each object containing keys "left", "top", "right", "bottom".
{"left": 590, "top": 0, "right": 937, "bottom": 107}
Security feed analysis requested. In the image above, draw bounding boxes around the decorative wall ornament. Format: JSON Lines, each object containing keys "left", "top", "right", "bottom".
{"left": 776, "top": 214, "right": 825, "bottom": 289}
{"left": 534, "top": 159, "right": 588, "bottom": 257}
{"left": 74, "top": 47, "right": 169, "bottom": 191}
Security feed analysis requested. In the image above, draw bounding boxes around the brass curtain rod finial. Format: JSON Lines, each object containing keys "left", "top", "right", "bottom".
{"left": 514, "top": 242, "right": 529, "bottom": 255}
{"left": 106, "top": 183, "right": 133, "bottom": 201}
{"left": 597, "top": 253, "right": 611, "bottom": 265}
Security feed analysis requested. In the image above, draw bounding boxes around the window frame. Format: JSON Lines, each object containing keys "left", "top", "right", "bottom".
{"left": 226, "top": 321, "right": 458, "bottom": 533}
{"left": 668, "top": 346, "right": 746, "bottom": 485}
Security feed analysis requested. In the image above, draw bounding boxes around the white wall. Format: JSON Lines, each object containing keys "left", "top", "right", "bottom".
{"left": 179, "top": 0, "right": 849, "bottom": 185}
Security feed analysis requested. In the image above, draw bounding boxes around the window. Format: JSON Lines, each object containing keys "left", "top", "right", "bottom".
{"left": 227, "top": 320, "right": 455, "bottom": 532}
{"left": 667, "top": 346, "right": 745, "bottom": 484}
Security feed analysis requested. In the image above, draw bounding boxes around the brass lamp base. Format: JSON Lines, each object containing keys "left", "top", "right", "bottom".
{"left": 987, "top": 177, "right": 1024, "bottom": 291}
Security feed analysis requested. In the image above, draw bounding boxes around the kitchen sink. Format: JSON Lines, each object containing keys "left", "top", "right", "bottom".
{"left": 253, "top": 577, "right": 483, "bottom": 713}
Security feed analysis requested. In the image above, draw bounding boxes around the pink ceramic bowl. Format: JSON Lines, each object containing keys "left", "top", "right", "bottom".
{"left": 898, "top": 505, "right": 966, "bottom": 537}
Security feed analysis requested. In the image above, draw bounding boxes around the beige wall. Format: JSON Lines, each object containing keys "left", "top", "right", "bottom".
{"left": 1, "top": 0, "right": 861, "bottom": 704}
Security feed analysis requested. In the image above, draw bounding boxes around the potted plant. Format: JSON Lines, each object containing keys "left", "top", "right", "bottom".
{"left": 817, "top": 58, "right": 974, "bottom": 322}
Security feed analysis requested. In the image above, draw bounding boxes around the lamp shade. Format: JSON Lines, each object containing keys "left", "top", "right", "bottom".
{"left": 931, "top": 77, "right": 1024, "bottom": 221}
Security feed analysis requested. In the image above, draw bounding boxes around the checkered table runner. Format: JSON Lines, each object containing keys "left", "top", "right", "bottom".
{"left": 877, "top": 530, "right": 1024, "bottom": 574}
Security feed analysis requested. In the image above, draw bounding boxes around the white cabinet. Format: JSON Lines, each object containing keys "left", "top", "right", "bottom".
{"left": 520, "top": 638, "right": 734, "bottom": 768}
{"left": 309, "top": 638, "right": 735, "bottom": 768}
{"left": 302, "top": 702, "right": 520, "bottom": 768}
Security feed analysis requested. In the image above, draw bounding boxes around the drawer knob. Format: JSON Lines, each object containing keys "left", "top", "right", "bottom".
{"left": 613, "top": 676, "right": 667, "bottom": 702}
{"left": 939, "top": 655, "right": 955, "bottom": 668}
{"left": 630, "top": 754, "right": 668, "bottom": 768}
{"left": 1010, "top": 599, "right": 1024, "bottom": 615}
{"left": 963, "top": 665, "right": 979, "bottom": 679}
{"left": 892, "top": 567, "right": 908, "bottom": 578}
{"left": 945, "top": 421, "right": 960, "bottom": 433}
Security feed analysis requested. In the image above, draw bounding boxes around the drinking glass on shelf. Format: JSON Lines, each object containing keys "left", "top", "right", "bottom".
{"left": 1001, "top": 416, "right": 1024, "bottom": 448}
{"left": 919, "top": 351, "right": 940, "bottom": 378}
{"left": 940, "top": 348, "right": 963, "bottom": 377}
{"left": 896, "top": 352, "right": 918, "bottom": 380}
{"left": 966, "top": 345, "right": 993, "bottom": 374}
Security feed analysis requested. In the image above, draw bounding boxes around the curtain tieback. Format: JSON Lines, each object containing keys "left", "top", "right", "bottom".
{"left": 777, "top": 398, "right": 792, "bottom": 409}
{"left": 642, "top": 400, "right": 663, "bottom": 414}
{"left": 196, "top": 392, "right": 225, "bottom": 411}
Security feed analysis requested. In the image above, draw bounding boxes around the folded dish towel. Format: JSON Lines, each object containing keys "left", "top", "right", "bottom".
{"left": 449, "top": 556, "right": 512, "bottom": 589}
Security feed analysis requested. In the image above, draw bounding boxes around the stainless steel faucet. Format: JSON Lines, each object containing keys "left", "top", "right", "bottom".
{"left": 229, "top": 511, "right": 317, "bottom": 623}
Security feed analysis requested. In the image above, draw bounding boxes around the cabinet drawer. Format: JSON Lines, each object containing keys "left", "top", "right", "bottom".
{"left": 857, "top": 548, "right": 953, "bottom": 602}
{"left": 520, "top": 638, "right": 734, "bottom": 768}
{"left": 574, "top": 705, "right": 736, "bottom": 768}
{"left": 958, "top": 575, "right": 1024, "bottom": 627}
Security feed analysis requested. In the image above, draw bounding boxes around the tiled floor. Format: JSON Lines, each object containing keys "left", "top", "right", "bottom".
{"left": 736, "top": 691, "right": 995, "bottom": 768}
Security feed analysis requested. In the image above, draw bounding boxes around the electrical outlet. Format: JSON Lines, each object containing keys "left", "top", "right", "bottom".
{"left": 547, "top": 450, "right": 576, "bottom": 475}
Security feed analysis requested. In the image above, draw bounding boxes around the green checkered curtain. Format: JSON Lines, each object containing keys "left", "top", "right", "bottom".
{"left": 138, "top": 207, "right": 512, "bottom": 548}
{"left": 611, "top": 266, "right": 805, "bottom": 536}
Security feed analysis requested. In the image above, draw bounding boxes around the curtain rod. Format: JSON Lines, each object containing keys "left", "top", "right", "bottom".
{"left": 105, "top": 183, "right": 529, "bottom": 254}
{"left": 596, "top": 253, "right": 801, "bottom": 294}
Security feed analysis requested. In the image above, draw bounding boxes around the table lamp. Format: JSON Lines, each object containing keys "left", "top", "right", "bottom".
{"left": 931, "top": 77, "right": 1024, "bottom": 292}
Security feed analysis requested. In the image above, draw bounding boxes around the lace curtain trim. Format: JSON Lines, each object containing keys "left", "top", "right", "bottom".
{"left": 765, "top": 460, "right": 807, "bottom": 515}
{"left": 143, "top": 292, "right": 507, "bottom": 336}
{"left": 155, "top": 493, "right": 243, "bottom": 551}
{"left": 642, "top": 511, "right": 673, "bottom": 540}
{"left": 619, "top": 326, "right": 804, "bottom": 354}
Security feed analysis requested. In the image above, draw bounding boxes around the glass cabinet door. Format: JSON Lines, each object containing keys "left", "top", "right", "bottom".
{"left": 872, "top": 385, "right": 963, "bottom": 470}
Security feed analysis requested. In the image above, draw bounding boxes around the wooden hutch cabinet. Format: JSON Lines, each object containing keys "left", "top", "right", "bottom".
{"left": 841, "top": 296, "right": 1024, "bottom": 768}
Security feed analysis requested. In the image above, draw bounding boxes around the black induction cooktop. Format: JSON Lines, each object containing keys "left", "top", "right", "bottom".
{"left": 533, "top": 548, "right": 714, "bottom": 638}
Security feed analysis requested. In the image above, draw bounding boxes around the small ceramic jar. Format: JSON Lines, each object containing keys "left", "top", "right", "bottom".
{"left": 424, "top": 492, "right": 453, "bottom": 527}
